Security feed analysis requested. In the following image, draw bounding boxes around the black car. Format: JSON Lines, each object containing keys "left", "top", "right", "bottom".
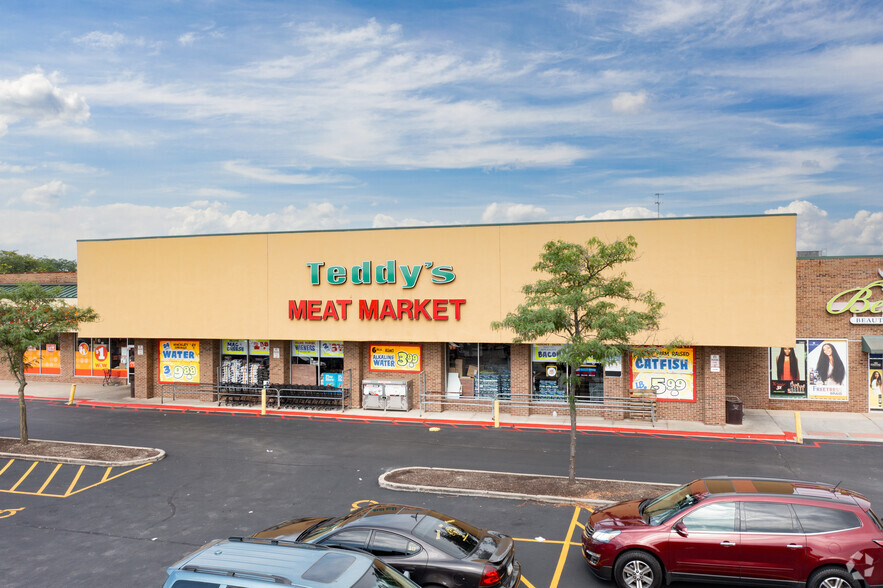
{"left": 254, "top": 504, "right": 521, "bottom": 588}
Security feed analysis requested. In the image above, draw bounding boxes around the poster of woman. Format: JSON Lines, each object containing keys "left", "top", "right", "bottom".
{"left": 869, "top": 355, "right": 882, "bottom": 410}
{"left": 768, "top": 341, "right": 807, "bottom": 398}
{"left": 806, "top": 339, "right": 849, "bottom": 401}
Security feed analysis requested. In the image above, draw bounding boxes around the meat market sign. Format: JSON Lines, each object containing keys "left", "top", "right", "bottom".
{"left": 288, "top": 260, "right": 465, "bottom": 322}
{"left": 826, "top": 271, "right": 883, "bottom": 324}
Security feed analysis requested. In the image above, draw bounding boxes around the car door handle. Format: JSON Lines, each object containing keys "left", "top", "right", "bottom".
{"left": 786, "top": 544, "right": 803, "bottom": 549}
{"left": 720, "top": 541, "right": 736, "bottom": 547}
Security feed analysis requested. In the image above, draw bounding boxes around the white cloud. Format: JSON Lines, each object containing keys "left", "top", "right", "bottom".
{"left": 178, "top": 32, "right": 199, "bottom": 46}
{"left": 372, "top": 214, "right": 436, "bottom": 228}
{"left": 0, "top": 201, "right": 351, "bottom": 258}
{"left": 0, "top": 71, "right": 90, "bottom": 136}
{"left": 191, "top": 187, "right": 249, "bottom": 200}
{"left": 611, "top": 90, "right": 648, "bottom": 114}
{"left": 0, "top": 162, "right": 35, "bottom": 173}
{"left": 481, "top": 202, "right": 548, "bottom": 223}
{"left": 585, "top": 206, "right": 659, "bottom": 220}
{"left": 222, "top": 161, "right": 351, "bottom": 185}
{"left": 74, "top": 31, "right": 128, "bottom": 49}
{"left": 629, "top": 0, "right": 712, "bottom": 34}
{"left": 765, "top": 200, "right": 883, "bottom": 255}
{"left": 19, "top": 180, "right": 67, "bottom": 208}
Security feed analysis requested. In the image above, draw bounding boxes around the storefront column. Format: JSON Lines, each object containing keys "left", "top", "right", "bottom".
{"left": 510, "top": 344, "right": 530, "bottom": 417}
{"left": 702, "top": 347, "right": 726, "bottom": 425}
{"left": 269, "top": 340, "right": 291, "bottom": 384}
{"left": 133, "top": 339, "right": 157, "bottom": 399}
{"left": 199, "top": 340, "right": 217, "bottom": 385}
{"left": 343, "top": 342, "right": 363, "bottom": 408}
{"left": 59, "top": 332, "right": 76, "bottom": 379}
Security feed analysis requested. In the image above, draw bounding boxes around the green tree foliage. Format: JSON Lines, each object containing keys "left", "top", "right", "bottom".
{"left": 0, "top": 283, "right": 98, "bottom": 443}
{"left": 0, "top": 250, "right": 77, "bottom": 273}
{"left": 492, "top": 236, "right": 680, "bottom": 481}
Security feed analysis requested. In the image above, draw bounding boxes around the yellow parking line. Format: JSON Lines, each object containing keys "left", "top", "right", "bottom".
{"left": 0, "top": 459, "right": 14, "bottom": 476}
{"left": 514, "top": 537, "right": 581, "bottom": 546}
{"left": 100, "top": 467, "right": 112, "bottom": 483}
{"left": 520, "top": 576, "right": 537, "bottom": 588}
{"left": 8, "top": 462, "right": 38, "bottom": 492}
{"left": 64, "top": 465, "right": 86, "bottom": 496}
{"left": 37, "top": 463, "right": 63, "bottom": 494}
{"left": 66, "top": 463, "right": 152, "bottom": 496}
{"left": 550, "top": 507, "right": 582, "bottom": 588}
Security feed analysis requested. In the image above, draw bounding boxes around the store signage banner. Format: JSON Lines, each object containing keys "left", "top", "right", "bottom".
{"left": 769, "top": 341, "right": 808, "bottom": 399}
{"left": 292, "top": 340, "right": 344, "bottom": 358}
{"left": 826, "top": 272, "right": 883, "bottom": 324}
{"left": 159, "top": 340, "right": 200, "bottom": 384}
{"left": 368, "top": 344, "right": 423, "bottom": 373}
{"left": 870, "top": 355, "right": 882, "bottom": 411}
{"left": 630, "top": 347, "right": 696, "bottom": 402}
{"left": 531, "top": 344, "right": 622, "bottom": 377}
{"left": 222, "top": 339, "right": 248, "bottom": 355}
{"left": 806, "top": 339, "right": 849, "bottom": 401}
{"left": 92, "top": 342, "right": 111, "bottom": 373}
{"left": 249, "top": 340, "right": 270, "bottom": 356}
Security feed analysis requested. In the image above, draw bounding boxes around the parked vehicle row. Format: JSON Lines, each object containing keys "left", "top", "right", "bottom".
{"left": 162, "top": 504, "right": 521, "bottom": 588}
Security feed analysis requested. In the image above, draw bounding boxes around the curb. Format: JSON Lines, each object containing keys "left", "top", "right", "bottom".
{"left": 0, "top": 438, "right": 166, "bottom": 466}
{"left": 378, "top": 466, "right": 679, "bottom": 507}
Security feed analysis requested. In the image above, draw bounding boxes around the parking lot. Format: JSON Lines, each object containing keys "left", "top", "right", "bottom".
{"left": 2, "top": 398, "right": 882, "bottom": 587}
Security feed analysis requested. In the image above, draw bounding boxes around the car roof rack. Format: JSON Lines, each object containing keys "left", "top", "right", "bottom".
{"left": 181, "top": 564, "right": 292, "bottom": 585}
{"left": 228, "top": 536, "right": 321, "bottom": 549}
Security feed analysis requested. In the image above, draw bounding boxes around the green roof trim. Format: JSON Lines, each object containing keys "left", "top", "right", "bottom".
{"left": 0, "top": 283, "right": 77, "bottom": 298}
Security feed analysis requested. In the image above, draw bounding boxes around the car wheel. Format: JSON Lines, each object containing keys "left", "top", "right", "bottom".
{"left": 807, "top": 566, "right": 860, "bottom": 588}
{"left": 613, "top": 550, "right": 662, "bottom": 588}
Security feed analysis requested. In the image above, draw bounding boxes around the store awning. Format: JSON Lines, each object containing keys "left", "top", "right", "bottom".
{"left": 862, "top": 336, "right": 883, "bottom": 353}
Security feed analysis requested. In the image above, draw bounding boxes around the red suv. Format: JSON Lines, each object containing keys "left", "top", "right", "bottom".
{"left": 582, "top": 477, "right": 883, "bottom": 588}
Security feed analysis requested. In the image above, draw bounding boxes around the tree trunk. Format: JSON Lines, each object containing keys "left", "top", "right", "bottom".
{"left": 17, "top": 380, "right": 28, "bottom": 444}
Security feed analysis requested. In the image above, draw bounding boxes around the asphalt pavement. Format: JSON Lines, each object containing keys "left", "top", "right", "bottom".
{"left": 4, "top": 380, "right": 883, "bottom": 444}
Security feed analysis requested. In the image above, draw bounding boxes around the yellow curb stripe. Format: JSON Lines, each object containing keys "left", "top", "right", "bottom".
{"left": 0, "top": 458, "right": 14, "bottom": 476}
{"left": 550, "top": 506, "right": 582, "bottom": 588}
{"left": 64, "top": 465, "right": 85, "bottom": 496}
{"left": 9, "top": 461, "right": 38, "bottom": 492}
{"left": 37, "top": 463, "right": 63, "bottom": 494}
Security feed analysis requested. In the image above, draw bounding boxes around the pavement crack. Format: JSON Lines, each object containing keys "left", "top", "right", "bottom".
{"left": 16, "top": 523, "right": 195, "bottom": 546}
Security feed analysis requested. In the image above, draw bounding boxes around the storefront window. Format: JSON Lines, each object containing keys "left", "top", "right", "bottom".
{"left": 24, "top": 339, "right": 61, "bottom": 375}
{"left": 74, "top": 336, "right": 131, "bottom": 378}
{"left": 531, "top": 345, "right": 604, "bottom": 403}
{"left": 291, "top": 340, "right": 344, "bottom": 388}
{"left": 445, "top": 343, "right": 511, "bottom": 399}
{"left": 220, "top": 339, "right": 269, "bottom": 387}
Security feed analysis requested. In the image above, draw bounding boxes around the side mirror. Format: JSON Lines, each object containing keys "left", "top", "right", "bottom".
{"left": 674, "top": 521, "right": 688, "bottom": 537}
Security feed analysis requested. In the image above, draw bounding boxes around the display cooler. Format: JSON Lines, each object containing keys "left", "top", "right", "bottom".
{"left": 361, "top": 379, "right": 412, "bottom": 411}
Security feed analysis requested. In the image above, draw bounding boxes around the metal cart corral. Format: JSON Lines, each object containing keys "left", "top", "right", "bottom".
{"left": 362, "top": 379, "right": 412, "bottom": 411}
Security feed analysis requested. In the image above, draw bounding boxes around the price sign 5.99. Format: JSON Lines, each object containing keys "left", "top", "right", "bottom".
{"left": 631, "top": 347, "right": 696, "bottom": 402}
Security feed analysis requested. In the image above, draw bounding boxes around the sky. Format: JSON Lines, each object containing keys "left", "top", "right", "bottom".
{"left": 1, "top": 0, "right": 882, "bottom": 260}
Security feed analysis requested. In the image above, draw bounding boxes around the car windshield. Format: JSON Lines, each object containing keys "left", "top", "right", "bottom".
{"left": 641, "top": 484, "right": 700, "bottom": 525}
{"left": 301, "top": 512, "right": 364, "bottom": 543}
{"left": 352, "top": 559, "right": 417, "bottom": 588}
{"left": 411, "top": 514, "right": 481, "bottom": 558}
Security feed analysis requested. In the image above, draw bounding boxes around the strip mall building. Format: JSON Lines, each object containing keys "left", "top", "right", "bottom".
{"left": 5, "top": 214, "right": 883, "bottom": 425}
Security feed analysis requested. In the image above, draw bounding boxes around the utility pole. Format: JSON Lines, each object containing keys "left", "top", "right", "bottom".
{"left": 654, "top": 193, "right": 663, "bottom": 218}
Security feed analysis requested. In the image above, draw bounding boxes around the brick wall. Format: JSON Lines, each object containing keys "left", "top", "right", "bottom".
{"left": 0, "top": 272, "right": 76, "bottom": 284}
{"left": 269, "top": 340, "right": 291, "bottom": 384}
{"left": 354, "top": 341, "right": 443, "bottom": 411}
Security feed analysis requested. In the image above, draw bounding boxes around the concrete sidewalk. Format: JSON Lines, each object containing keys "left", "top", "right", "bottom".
{"left": 3, "top": 380, "right": 883, "bottom": 443}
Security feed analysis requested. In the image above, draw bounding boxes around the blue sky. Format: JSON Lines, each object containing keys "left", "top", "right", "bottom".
{"left": 1, "top": 0, "right": 881, "bottom": 260}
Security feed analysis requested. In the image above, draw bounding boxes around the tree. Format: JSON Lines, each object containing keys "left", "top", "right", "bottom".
{"left": 492, "top": 236, "right": 680, "bottom": 482}
{"left": 0, "top": 282, "right": 98, "bottom": 443}
{"left": 0, "top": 250, "right": 77, "bottom": 273}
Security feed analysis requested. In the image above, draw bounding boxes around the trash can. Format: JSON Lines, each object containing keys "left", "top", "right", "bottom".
{"left": 725, "top": 395, "right": 743, "bottom": 425}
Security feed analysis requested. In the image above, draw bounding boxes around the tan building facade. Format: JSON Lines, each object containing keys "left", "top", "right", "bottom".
{"left": 8, "top": 214, "right": 881, "bottom": 425}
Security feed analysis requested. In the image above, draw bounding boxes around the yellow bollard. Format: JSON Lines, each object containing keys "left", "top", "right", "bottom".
{"left": 67, "top": 384, "right": 77, "bottom": 405}
{"left": 794, "top": 411, "right": 803, "bottom": 444}
{"left": 494, "top": 399, "right": 500, "bottom": 428}
{"left": 261, "top": 388, "right": 267, "bottom": 416}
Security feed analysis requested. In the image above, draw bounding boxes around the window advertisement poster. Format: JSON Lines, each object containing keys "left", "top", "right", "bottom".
{"left": 369, "top": 344, "right": 423, "bottom": 373}
{"left": 41, "top": 343, "right": 60, "bottom": 375}
{"left": 768, "top": 341, "right": 808, "bottom": 399}
{"left": 24, "top": 345, "right": 40, "bottom": 374}
{"left": 222, "top": 339, "right": 248, "bottom": 355}
{"left": 869, "top": 355, "right": 882, "bottom": 411}
{"left": 158, "top": 340, "right": 200, "bottom": 384}
{"left": 75, "top": 339, "right": 92, "bottom": 376}
{"left": 92, "top": 342, "right": 111, "bottom": 373}
{"left": 531, "top": 344, "right": 622, "bottom": 376}
{"left": 292, "top": 340, "right": 344, "bottom": 358}
{"left": 249, "top": 340, "right": 270, "bottom": 356}
{"left": 806, "top": 339, "right": 849, "bottom": 401}
{"left": 630, "top": 347, "right": 696, "bottom": 402}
